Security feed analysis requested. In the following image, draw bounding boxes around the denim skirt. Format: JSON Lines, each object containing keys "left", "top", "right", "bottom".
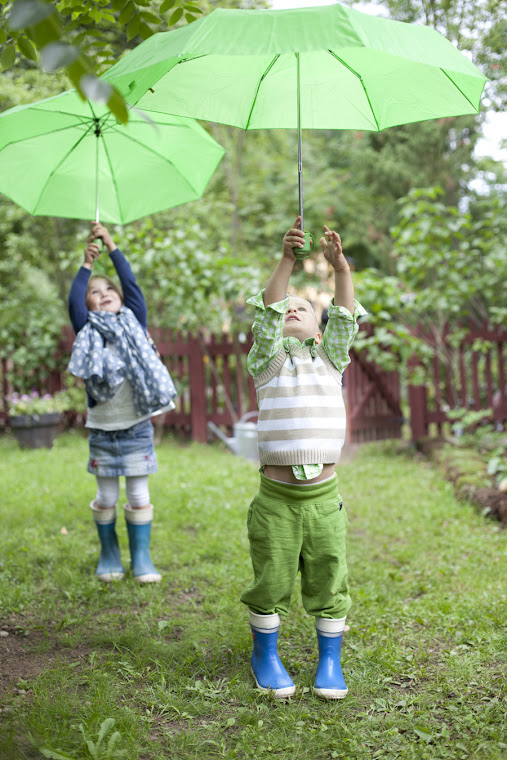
{"left": 87, "top": 419, "right": 157, "bottom": 477}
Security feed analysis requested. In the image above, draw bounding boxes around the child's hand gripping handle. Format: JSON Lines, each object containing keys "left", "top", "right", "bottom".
{"left": 293, "top": 231, "right": 314, "bottom": 260}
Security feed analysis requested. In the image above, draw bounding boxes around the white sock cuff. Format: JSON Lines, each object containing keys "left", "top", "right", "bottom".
{"left": 90, "top": 501, "right": 117, "bottom": 525}
{"left": 123, "top": 503, "right": 153, "bottom": 524}
{"left": 315, "top": 616, "right": 347, "bottom": 636}
{"left": 249, "top": 610, "right": 280, "bottom": 632}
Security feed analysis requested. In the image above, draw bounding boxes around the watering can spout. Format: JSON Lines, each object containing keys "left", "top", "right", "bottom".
{"left": 207, "top": 412, "right": 259, "bottom": 461}
{"left": 207, "top": 421, "right": 238, "bottom": 453}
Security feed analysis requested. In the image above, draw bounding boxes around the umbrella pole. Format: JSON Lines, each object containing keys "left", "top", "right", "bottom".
{"left": 296, "top": 52, "right": 303, "bottom": 232}
{"left": 93, "top": 120, "right": 104, "bottom": 260}
{"left": 95, "top": 124, "right": 100, "bottom": 224}
{"left": 293, "top": 54, "right": 313, "bottom": 260}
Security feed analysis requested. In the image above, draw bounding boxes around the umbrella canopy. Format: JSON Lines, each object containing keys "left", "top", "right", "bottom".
{"left": 104, "top": 4, "right": 487, "bottom": 131}
{"left": 101, "top": 3, "right": 487, "bottom": 240}
{"left": 0, "top": 89, "right": 225, "bottom": 225}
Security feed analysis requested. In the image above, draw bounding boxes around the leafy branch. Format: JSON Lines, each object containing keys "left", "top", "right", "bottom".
{"left": 0, "top": 0, "right": 203, "bottom": 122}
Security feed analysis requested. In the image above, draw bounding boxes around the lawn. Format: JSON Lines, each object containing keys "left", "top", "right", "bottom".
{"left": 0, "top": 432, "right": 506, "bottom": 760}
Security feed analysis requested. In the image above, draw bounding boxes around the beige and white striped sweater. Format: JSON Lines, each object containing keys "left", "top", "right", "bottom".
{"left": 254, "top": 342, "right": 346, "bottom": 466}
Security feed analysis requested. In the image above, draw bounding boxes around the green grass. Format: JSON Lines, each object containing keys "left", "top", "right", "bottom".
{"left": 1, "top": 432, "right": 506, "bottom": 760}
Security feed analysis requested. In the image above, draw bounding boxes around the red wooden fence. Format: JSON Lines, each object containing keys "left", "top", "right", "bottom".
{"left": 408, "top": 324, "right": 507, "bottom": 439}
{"left": 346, "top": 346, "right": 404, "bottom": 442}
{"left": 2, "top": 323, "right": 505, "bottom": 442}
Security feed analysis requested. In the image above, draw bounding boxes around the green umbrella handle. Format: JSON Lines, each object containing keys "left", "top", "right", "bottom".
{"left": 293, "top": 231, "right": 314, "bottom": 260}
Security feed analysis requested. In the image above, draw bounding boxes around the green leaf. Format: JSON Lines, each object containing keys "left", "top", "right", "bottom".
{"left": 39, "top": 748, "right": 77, "bottom": 760}
{"left": 168, "top": 7, "right": 183, "bottom": 25}
{"left": 8, "top": 0, "right": 55, "bottom": 31}
{"left": 29, "top": 14, "right": 61, "bottom": 49}
{"left": 80, "top": 74, "right": 112, "bottom": 103}
{"left": 138, "top": 21, "right": 154, "bottom": 39}
{"left": 160, "top": 0, "right": 175, "bottom": 11}
{"left": 0, "top": 25, "right": 7, "bottom": 43}
{"left": 118, "top": 1, "right": 135, "bottom": 24}
{"left": 111, "top": 0, "right": 127, "bottom": 9}
{"left": 40, "top": 41, "right": 78, "bottom": 71}
{"left": 126, "top": 14, "right": 140, "bottom": 40}
{"left": 68, "top": 57, "right": 91, "bottom": 95}
{"left": 413, "top": 727, "right": 433, "bottom": 743}
{"left": 0, "top": 42, "right": 16, "bottom": 69}
{"left": 106, "top": 731, "right": 121, "bottom": 758}
{"left": 140, "top": 10, "right": 161, "bottom": 24}
{"left": 97, "top": 718, "right": 115, "bottom": 747}
{"left": 107, "top": 86, "right": 129, "bottom": 125}
{"left": 17, "top": 33, "right": 38, "bottom": 60}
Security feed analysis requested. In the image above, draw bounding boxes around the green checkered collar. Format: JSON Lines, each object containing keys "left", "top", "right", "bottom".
{"left": 283, "top": 335, "right": 318, "bottom": 356}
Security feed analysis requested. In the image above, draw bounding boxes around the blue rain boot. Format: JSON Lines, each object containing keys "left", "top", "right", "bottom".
{"left": 314, "top": 617, "right": 348, "bottom": 699}
{"left": 124, "top": 504, "right": 162, "bottom": 583}
{"left": 249, "top": 611, "right": 295, "bottom": 698}
{"left": 90, "top": 502, "right": 124, "bottom": 582}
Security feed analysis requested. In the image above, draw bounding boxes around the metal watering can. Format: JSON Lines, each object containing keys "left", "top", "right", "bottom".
{"left": 207, "top": 411, "right": 259, "bottom": 462}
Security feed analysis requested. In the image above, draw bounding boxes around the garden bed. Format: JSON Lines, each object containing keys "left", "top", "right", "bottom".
{"left": 417, "top": 437, "right": 507, "bottom": 525}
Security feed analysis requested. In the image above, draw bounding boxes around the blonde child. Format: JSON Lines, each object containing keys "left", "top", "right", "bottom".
{"left": 241, "top": 217, "right": 366, "bottom": 698}
{"left": 67, "top": 222, "right": 176, "bottom": 583}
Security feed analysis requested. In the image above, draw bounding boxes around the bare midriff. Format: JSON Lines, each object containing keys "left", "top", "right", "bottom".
{"left": 262, "top": 463, "right": 336, "bottom": 485}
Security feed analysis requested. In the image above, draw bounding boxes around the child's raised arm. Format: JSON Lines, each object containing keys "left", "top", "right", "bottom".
{"left": 320, "top": 226, "right": 355, "bottom": 315}
{"left": 263, "top": 216, "right": 304, "bottom": 307}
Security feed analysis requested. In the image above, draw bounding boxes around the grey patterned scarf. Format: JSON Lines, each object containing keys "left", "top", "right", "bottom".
{"left": 67, "top": 307, "right": 176, "bottom": 416}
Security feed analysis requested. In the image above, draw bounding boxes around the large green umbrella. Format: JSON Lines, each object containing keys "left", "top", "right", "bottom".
{"left": 0, "top": 88, "right": 225, "bottom": 224}
{"left": 103, "top": 3, "right": 487, "bottom": 249}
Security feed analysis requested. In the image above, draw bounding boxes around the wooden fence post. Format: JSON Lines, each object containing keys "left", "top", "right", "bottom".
{"left": 188, "top": 333, "right": 207, "bottom": 443}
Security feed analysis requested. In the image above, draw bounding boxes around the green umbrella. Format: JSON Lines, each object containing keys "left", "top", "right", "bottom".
{"left": 103, "top": 3, "right": 487, "bottom": 252}
{"left": 0, "top": 88, "right": 225, "bottom": 224}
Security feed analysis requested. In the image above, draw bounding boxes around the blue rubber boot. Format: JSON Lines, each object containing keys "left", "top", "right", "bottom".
{"left": 314, "top": 617, "right": 348, "bottom": 699}
{"left": 124, "top": 504, "right": 161, "bottom": 583}
{"left": 91, "top": 502, "right": 124, "bottom": 582}
{"left": 249, "top": 611, "right": 295, "bottom": 698}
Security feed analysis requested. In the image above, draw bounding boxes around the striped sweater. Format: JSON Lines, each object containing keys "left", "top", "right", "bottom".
{"left": 254, "top": 342, "right": 346, "bottom": 466}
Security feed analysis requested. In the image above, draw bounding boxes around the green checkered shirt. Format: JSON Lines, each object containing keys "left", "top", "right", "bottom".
{"left": 247, "top": 290, "right": 367, "bottom": 480}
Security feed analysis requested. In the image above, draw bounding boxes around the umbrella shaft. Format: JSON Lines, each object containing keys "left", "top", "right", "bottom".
{"left": 95, "top": 130, "right": 100, "bottom": 223}
{"left": 297, "top": 53, "right": 303, "bottom": 231}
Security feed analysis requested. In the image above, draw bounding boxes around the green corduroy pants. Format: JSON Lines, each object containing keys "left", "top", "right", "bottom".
{"left": 240, "top": 472, "right": 351, "bottom": 619}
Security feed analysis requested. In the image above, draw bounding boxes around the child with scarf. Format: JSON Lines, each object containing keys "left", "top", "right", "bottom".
{"left": 241, "top": 217, "right": 367, "bottom": 699}
{"left": 67, "top": 222, "right": 176, "bottom": 583}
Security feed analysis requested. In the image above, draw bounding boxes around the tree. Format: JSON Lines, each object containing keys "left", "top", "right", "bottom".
{"left": 353, "top": 187, "right": 507, "bottom": 394}
{"left": 372, "top": 0, "right": 506, "bottom": 111}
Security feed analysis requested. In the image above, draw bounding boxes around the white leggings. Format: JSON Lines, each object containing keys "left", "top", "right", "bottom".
{"left": 95, "top": 475, "right": 150, "bottom": 508}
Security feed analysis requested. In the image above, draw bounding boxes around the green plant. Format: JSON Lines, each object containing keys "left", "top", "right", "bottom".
{"left": 8, "top": 388, "right": 74, "bottom": 416}
{"left": 40, "top": 718, "right": 124, "bottom": 760}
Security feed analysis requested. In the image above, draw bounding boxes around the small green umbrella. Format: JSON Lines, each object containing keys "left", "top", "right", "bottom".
{"left": 103, "top": 3, "right": 487, "bottom": 251}
{"left": 0, "top": 88, "right": 225, "bottom": 224}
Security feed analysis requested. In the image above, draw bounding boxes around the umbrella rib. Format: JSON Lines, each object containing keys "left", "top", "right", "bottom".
{"left": 245, "top": 55, "right": 280, "bottom": 130}
{"left": 103, "top": 126, "right": 202, "bottom": 209}
{"left": 327, "top": 50, "right": 381, "bottom": 132}
{"left": 30, "top": 121, "right": 98, "bottom": 214}
{"left": 100, "top": 131, "right": 123, "bottom": 222}
{"left": 441, "top": 69, "right": 479, "bottom": 111}
{"left": 0, "top": 112, "right": 96, "bottom": 148}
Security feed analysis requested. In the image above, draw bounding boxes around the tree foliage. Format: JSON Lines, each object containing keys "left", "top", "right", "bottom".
{"left": 0, "top": 0, "right": 504, "bottom": 394}
{"left": 375, "top": 0, "right": 506, "bottom": 110}
{"left": 0, "top": 0, "right": 205, "bottom": 122}
{"left": 353, "top": 187, "right": 507, "bottom": 388}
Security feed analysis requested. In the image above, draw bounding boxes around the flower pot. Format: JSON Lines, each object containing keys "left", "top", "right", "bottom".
{"left": 9, "top": 412, "right": 63, "bottom": 449}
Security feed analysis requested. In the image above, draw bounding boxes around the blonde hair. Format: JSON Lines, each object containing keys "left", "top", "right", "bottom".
{"left": 85, "top": 275, "right": 124, "bottom": 310}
